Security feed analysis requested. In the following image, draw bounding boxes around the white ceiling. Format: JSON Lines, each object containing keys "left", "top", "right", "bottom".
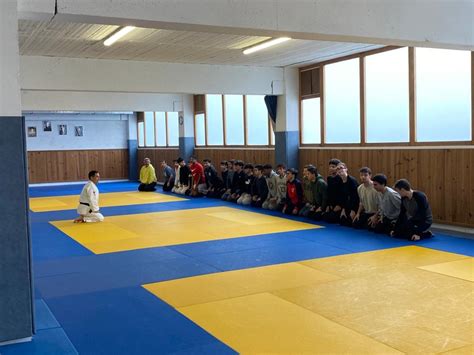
{"left": 19, "top": 20, "right": 383, "bottom": 67}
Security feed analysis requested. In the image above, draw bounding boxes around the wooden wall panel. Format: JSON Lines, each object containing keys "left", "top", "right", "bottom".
{"left": 28, "top": 149, "right": 128, "bottom": 183}
{"left": 300, "top": 148, "right": 474, "bottom": 228}
{"left": 137, "top": 148, "right": 180, "bottom": 182}
{"left": 194, "top": 148, "right": 275, "bottom": 167}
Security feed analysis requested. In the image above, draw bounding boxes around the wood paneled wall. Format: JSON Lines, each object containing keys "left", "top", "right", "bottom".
{"left": 28, "top": 149, "right": 128, "bottom": 183}
{"left": 194, "top": 148, "right": 275, "bottom": 167}
{"left": 137, "top": 148, "right": 180, "bottom": 182}
{"left": 300, "top": 148, "right": 474, "bottom": 228}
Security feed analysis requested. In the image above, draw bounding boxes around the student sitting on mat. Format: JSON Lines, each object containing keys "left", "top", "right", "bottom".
{"left": 74, "top": 170, "right": 104, "bottom": 223}
{"left": 353, "top": 167, "right": 381, "bottom": 230}
{"left": 138, "top": 158, "right": 157, "bottom": 192}
{"left": 323, "top": 158, "right": 344, "bottom": 223}
{"left": 175, "top": 158, "right": 191, "bottom": 195}
{"left": 251, "top": 165, "right": 268, "bottom": 208}
{"left": 371, "top": 174, "right": 401, "bottom": 235}
{"left": 189, "top": 157, "right": 206, "bottom": 196}
{"left": 306, "top": 166, "right": 328, "bottom": 221}
{"left": 161, "top": 160, "right": 175, "bottom": 192}
{"left": 391, "top": 179, "right": 433, "bottom": 241}
{"left": 299, "top": 165, "right": 314, "bottom": 217}
{"left": 336, "top": 162, "right": 360, "bottom": 227}
{"left": 228, "top": 160, "right": 245, "bottom": 202}
{"left": 282, "top": 168, "right": 303, "bottom": 215}
{"left": 237, "top": 164, "right": 254, "bottom": 205}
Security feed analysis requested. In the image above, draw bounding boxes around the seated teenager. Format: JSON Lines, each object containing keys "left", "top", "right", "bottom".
{"left": 307, "top": 166, "right": 328, "bottom": 221}
{"left": 275, "top": 164, "right": 287, "bottom": 211}
{"left": 171, "top": 159, "right": 181, "bottom": 193}
{"left": 176, "top": 158, "right": 190, "bottom": 195}
{"left": 228, "top": 160, "right": 245, "bottom": 202}
{"left": 371, "top": 174, "right": 401, "bottom": 234}
{"left": 189, "top": 157, "right": 206, "bottom": 196}
{"left": 324, "top": 158, "right": 344, "bottom": 223}
{"left": 299, "top": 165, "right": 314, "bottom": 217}
{"left": 237, "top": 164, "right": 254, "bottom": 205}
{"left": 138, "top": 158, "right": 157, "bottom": 191}
{"left": 251, "top": 165, "right": 268, "bottom": 208}
{"left": 353, "top": 167, "right": 381, "bottom": 229}
{"left": 391, "top": 179, "right": 433, "bottom": 241}
{"left": 203, "top": 159, "right": 222, "bottom": 197}
{"left": 336, "top": 162, "right": 360, "bottom": 227}
{"left": 221, "top": 160, "right": 235, "bottom": 201}
{"left": 161, "top": 160, "right": 175, "bottom": 192}
{"left": 282, "top": 168, "right": 303, "bottom": 215}
{"left": 262, "top": 164, "right": 278, "bottom": 210}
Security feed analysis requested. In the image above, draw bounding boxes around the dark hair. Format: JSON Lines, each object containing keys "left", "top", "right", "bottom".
{"left": 88, "top": 170, "right": 98, "bottom": 179}
{"left": 394, "top": 179, "right": 411, "bottom": 191}
{"left": 276, "top": 164, "right": 286, "bottom": 170}
{"left": 172, "top": 159, "right": 177, "bottom": 163}
{"left": 287, "top": 168, "right": 298, "bottom": 176}
{"left": 203, "top": 159, "right": 211, "bottom": 163}
{"left": 372, "top": 174, "right": 387, "bottom": 186}
{"left": 263, "top": 164, "right": 273, "bottom": 170}
{"left": 304, "top": 164, "right": 315, "bottom": 170}
{"left": 234, "top": 160, "right": 244, "bottom": 167}
{"left": 244, "top": 163, "right": 254, "bottom": 170}
{"left": 307, "top": 166, "right": 317, "bottom": 176}
{"left": 220, "top": 160, "right": 227, "bottom": 165}
{"left": 189, "top": 156, "right": 197, "bottom": 161}
{"left": 329, "top": 158, "right": 341, "bottom": 166}
{"left": 254, "top": 164, "right": 264, "bottom": 171}
{"left": 359, "top": 167, "right": 372, "bottom": 175}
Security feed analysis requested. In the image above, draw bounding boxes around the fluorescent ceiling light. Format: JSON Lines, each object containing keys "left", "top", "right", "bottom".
{"left": 243, "top": 37, "right": 291, "bottom": 55}
{"left": 104, "top": 26, "right": 136, "bottom": 46}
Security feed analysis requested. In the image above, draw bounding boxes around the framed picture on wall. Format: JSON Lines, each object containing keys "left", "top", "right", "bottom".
{"left": 58, "top": 124, "right": 67, "bottom": 135}
{"left": 27, "top": 127, "right": 37, "bottom": 137}
{"left": 43, "top": 121, "right": 52, "bottom": 132}
{"left": 75, "top": 126, "right": 84, "bottom": 137}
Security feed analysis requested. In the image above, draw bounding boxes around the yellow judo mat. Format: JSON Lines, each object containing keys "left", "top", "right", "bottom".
{"left": 30, "top": 191, "right": 185, "bottom": 212}
{"left": 144, "top": 246, "right": 474, "bottom": 354}
{"left": 50, "top": 206, "right": 320, "bottom": 254}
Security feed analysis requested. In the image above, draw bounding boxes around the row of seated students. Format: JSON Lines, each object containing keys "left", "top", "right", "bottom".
{"left": 154, "top": 156, "right": 433, "bottom": 242}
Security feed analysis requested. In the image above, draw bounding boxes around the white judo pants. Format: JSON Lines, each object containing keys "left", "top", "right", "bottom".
{"left": 77, "top": 204, "right": 104, "bottom": 223}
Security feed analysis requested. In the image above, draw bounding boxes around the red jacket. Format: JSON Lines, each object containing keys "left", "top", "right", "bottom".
{"left": 190, "top": 162, "right": 206, "bottom": 185}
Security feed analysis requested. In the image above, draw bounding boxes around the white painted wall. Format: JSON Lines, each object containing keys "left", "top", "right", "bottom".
{"left": 1, "top": 0, "right": 21, "bottom": 116}
{"left": 25, "top": 113, "right": 130, "bottom": 151}
{"left": 20, "top": 56, "right": 284, "bottom": 95}
{"left": 21, "top": 90, "right": 182, "bottom": 112}
{"left": 276, "top": 67, "right": 299, "bottom": 132}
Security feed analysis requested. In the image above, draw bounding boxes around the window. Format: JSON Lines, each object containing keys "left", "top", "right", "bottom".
{"left": 206, "top": 94, "right": 224, "bottom": 145}
{"left": 324, "top": 58, "right": 361, "bottom": 143}
{"left": 301, "top": 98, "right": 321, "bottom": 144}
{"left": 416, "top": 48, "right": 471, "bottom": 142}
{"left": 365, "top": 48, "right": 409, "bottom": 143}
{"left": 138, "top": 121, "right": 144, "bottom": 147}
{"left": 167, "top": 112, "right": 179, "bottom": 147}
{"left": 144, "top": 112, "right": 155, "bottom": 147}
{"left": 155, "top": 112, "right": 167, "bottom": 147}
{"left": 246, "top": 95, "right": 269, "bottom": 145}
{"left": 195, "top": 113, "right": 206, "bottom": 146}
{"left": 224, "top": 95, "right": 245, "bottom": 145}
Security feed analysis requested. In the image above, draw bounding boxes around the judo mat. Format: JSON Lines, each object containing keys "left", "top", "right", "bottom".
{"left": 50, "top": 206, "right": 320, "bottom": 254}
{"left": 2, "top": 181, "right": 473, "bottom": 354}
{"left": 144, "top": 246, "right": 474, "bottom": 354}
{"left": 29, "top": 191, "right": 186, "bottom": 212}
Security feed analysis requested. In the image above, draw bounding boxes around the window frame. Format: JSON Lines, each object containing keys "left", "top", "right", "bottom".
{"left": 136, "top": 111, "right": 180, "bottom": 148}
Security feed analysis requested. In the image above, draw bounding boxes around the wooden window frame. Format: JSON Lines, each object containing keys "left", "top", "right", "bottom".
{"left": 299, "top": 46, "right": 474, "bottom": 148}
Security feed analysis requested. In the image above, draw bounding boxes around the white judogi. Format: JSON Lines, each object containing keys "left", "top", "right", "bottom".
{"left": 77, "top": 181, "right": 104, "bottom": 223}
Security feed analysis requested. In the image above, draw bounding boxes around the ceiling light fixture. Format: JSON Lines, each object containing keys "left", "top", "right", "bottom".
{"left": 243, "top": 37, "right": 291, "bottom": 55}
{"left": 103, "top": 26, "right": 136, "bottom": 46}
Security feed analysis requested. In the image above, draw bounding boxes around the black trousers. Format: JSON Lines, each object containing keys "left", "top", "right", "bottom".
{"left": 308, "top": 210, "right": 324, "bottom": 221}
{"left": 352, "top": 212, "right": 375, "bottom": 229}
{"left": 393, "top": 219, "right": 433, "bottom": 240}
{"left": 162, "top": 181, "right": 174, "bottom": 192}
{"left": 374, "top": 217, "right": 396, "bottom": 235}
{"left": 251, "top": 199, "right": 264, "bottom": 208}
{"left": 138, "top": 182, "right": 157, "bottom": 191}
{"left": 324, "top": 208, "right": 341, "bottom": 223}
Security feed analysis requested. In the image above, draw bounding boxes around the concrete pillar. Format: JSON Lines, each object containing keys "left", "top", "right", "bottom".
{"left": 0, "top": 0, "right": 34, "bottom": 345}
{"left": 127, "top": 113, "right": 138, "bottom": 180}
{"left": 179, "top": 94, "right": 195, "bottom": 159}
{"left": 275, "top": 67, "right": 299, "bottom": 170}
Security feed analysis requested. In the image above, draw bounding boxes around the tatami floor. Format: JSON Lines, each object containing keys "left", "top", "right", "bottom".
{"left": 1, "top": 182, "right": 473, "bottom": 354}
